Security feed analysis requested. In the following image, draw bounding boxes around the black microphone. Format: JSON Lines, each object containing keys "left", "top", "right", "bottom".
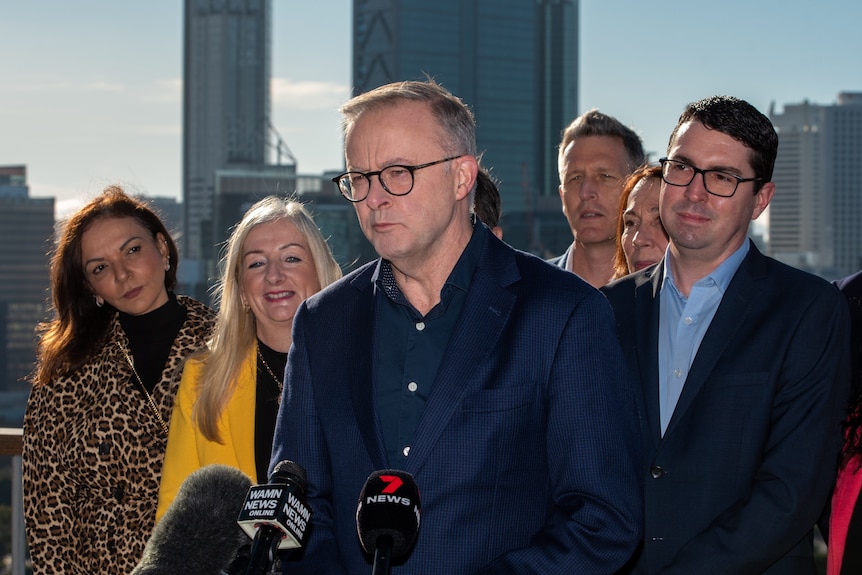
{"left": 355, "top": 470, "right": 421, "bottom": 575}
{"left": 237, "top": 459, "right": 312, "bottom": 575}
{"left": 131, "top": 464, "right": 252, "bottom": 575}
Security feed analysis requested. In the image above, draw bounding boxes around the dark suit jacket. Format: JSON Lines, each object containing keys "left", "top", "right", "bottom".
{"left": 601, "top": 241, "right": 850, "bottom": 575}
{"left": 272, "top": 226, "right": 643, "bottom": 574}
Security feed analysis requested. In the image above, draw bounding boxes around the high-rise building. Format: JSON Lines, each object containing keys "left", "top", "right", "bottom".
{"left": 769, "top": 93, "right": 862, "bottom": 280}
{"left": 183, "top": 0, "right": 272, "bottom": 297}
{"left": 352, "top": 0, "right": 578, "bottom": 255}
{"left": 0, "top": 166, "right": 54, "bottom": 418}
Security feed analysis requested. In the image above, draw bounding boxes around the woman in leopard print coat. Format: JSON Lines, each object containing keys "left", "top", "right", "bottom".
{"left": 22, "top": 187, "right": 214, "bottom": 575}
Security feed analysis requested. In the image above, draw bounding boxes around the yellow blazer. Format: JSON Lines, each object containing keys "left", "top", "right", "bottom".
{"left": 156, "top": 346, "right": 258, "bottom": 522}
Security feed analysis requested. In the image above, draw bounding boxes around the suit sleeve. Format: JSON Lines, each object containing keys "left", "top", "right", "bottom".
{"left": 664, "top": 288, "right": 850, "bottom": 574}
{"left": 271, "top": 305, "right": 349, "bottom": 575}
{"left": 156, "top": 360, "right": 205, "bottom": 522}
{"left": 474, "top": 290, "right": 644, "bottom": 574}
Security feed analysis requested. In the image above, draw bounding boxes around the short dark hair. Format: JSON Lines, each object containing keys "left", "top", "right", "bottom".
{"left": 559, "top": 109, "right": 646, "bottom": 171}
{"left": 668, "top": 95, "right": 778, "bottom": 185}
{"left": 473, "top": 167, "right": 502, "bottom": 229}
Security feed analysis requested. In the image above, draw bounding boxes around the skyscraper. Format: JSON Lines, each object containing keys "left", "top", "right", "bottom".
{"left": 353, "top": 0, "right": 578, "bottom": 255}
{"left": 0, "top": 166, "right": 53, "bottom": 410}
{"left": 183, "top": 0, "right": 271, "bottom": 296}
{"left": 769, "top": 93, "right": 862, "bottom": 279}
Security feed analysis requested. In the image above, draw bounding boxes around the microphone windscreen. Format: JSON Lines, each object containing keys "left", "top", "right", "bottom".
{"left": 270, "top": 459, "right": 307, "bottom": 485}
{"left": 131, "top": 464, "right": 252, "bottom": 575}
{"left": 355, "top": 469, "right": 421, "bottom": 558}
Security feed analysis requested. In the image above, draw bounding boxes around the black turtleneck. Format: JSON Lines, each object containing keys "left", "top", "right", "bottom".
{"left": 255, "top": 339, "right": 286, "bottom": 482}
{"left": 118, "top": 293, "right": 187, "bottom": 394}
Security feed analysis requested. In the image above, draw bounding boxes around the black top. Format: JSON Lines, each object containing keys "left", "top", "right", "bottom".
{"left": 255, "top": 339, "right": 286, "bottom": 482}
{"left": 119, "top": 292, "right": 187, "bottom": 394}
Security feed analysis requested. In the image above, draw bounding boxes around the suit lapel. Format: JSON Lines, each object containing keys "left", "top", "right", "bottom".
{"left": 636, "top": 266, "right": 664, "bottom": 450}
{"left": 347, "top": 267, "right": 390, "bottom": 469}
{"left": 663, "top": 246, "right": 764, "bottom": 438}
{"left": 402, "top": 236, "right": 518, "bottom": 476}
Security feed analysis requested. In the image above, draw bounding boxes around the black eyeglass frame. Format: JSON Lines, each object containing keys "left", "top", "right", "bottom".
{"left": 331, "top": 155, "right": 463, "bottom": 202}
{"left": 658, "top": 157, "right": 763, "bottom": 198}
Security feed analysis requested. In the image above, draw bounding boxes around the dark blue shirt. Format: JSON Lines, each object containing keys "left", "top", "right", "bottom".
{"left": 373, "top": 222, "right": 484, "bottom": 466}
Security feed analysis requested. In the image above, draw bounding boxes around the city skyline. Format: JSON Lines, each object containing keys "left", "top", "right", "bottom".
{"left": 2, "top": 1, "right": 861, "bottom": 218}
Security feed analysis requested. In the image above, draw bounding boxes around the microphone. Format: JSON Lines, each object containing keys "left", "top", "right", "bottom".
{"left": 131, "top": 464, "right": 252, "bottom": 575}
{"left": 237, "top": 459, "right": 312, "bottom": 575}
{"left": 355, "top": 470, "right": 421, "bottom": 575}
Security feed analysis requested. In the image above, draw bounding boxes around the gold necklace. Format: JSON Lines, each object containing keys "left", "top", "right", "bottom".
{"left": 117, "top": 344, "right": 170, "bottom": 436}
{"left": 257, "top": 347, "right": 284, "bottom": 405}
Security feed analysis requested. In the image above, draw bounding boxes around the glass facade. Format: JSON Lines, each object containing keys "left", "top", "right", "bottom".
{"left": 183, "top": 0, "right": 271, "bottom": 298}
{"left": 353, "top": 0, "right": 578, "bottom": 255}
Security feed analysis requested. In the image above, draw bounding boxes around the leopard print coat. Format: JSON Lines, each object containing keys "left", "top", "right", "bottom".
{"left": 22, "top": 295, "right": 214, "bottom": 575}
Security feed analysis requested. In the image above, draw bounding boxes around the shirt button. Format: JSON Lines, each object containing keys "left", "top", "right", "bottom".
{"left": 416, "top": 322, "right": 425, "bottom": 331}
{"left": 402, "top": 446, "right": 411, "bottom": 457}
{"left": 407, "top": 381, "right": 418, "bottom": 392}
{"left": 684, "top": 316, "right": 693, "bottom": 325}
{"left": 674, "top": 369, "right": 682, "bottom": 377}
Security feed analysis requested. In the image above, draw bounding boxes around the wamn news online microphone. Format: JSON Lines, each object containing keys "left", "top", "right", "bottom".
{"left": 237, "top": 459, "right": 312, "bottom": 575}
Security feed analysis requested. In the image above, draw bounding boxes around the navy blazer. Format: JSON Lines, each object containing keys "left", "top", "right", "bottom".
{"left": 272, "top": 225, "right": 643, "bottom": 574}
{"left": 602, "top": 242, "right": 850, "bottom": 574}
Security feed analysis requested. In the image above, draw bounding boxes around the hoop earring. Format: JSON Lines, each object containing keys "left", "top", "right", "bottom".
{"left": 95, "top": 295, "right": 104, "bottom": 308}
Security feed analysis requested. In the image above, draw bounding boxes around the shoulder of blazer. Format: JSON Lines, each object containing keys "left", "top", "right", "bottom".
{"left": 836, "top": 269, "right": 862, "bottom": 297}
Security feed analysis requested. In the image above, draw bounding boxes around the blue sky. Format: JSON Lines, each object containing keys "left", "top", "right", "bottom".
{"left": 1, "top": 1, "right": 861, "bottom": 216}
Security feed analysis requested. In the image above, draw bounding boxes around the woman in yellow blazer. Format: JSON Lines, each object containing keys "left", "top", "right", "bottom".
{"left": 157, "top": 196, "right": 342, "bottom": 521}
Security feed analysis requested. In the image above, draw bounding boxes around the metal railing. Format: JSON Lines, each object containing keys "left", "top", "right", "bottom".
{"left": 0, "top": 428, "right": 24, "bottom": 575}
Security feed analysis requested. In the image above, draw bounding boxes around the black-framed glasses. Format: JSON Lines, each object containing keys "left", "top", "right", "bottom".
{"left": 659, "top": 157, "right": 763, "bottom": 198}
{"left": 331, "top": 155, "right": 462, "bottom": 202}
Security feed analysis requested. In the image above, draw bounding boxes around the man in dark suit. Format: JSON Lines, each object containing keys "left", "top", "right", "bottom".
{"left": 602, "top": 95, "right": 850, "bottom": 574}
{"left": 271, "top": 80, "right": 642, "bottom": 574}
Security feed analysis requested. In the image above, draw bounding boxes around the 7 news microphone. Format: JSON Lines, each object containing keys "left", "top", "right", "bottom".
{"left": 355, "top": 469, "right": 421, "bottom": 575}
{"left": 236, "top": 459, "right": 312, "bottom": 575}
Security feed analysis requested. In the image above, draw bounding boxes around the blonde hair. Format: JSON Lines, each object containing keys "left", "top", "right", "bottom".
{"left": 193, "top": 196, "right": 342, "bottom": 441}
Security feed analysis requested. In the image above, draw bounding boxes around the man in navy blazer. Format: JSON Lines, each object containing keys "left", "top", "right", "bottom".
{"left": 271, "top": 80, "right": 642, "bottom": 574}
{"left": 602, "top": 96, "right": 850, "bottom": 574}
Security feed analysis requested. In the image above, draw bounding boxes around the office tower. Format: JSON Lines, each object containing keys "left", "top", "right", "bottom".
{"left": 353, "top": 0, "right": 578, "bottom": 255}
{"left": 770, "top": 93, "right": 862, "bottom": 279}
{"left": 0, "top": 166, "right": 53, "bottom": 414}
{"left": 183, "top": 0, "right": 271, "bottom": 297}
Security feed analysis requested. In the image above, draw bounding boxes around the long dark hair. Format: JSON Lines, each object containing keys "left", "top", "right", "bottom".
{"left": 32, "top": 185, "right": 178, "bottom": 385}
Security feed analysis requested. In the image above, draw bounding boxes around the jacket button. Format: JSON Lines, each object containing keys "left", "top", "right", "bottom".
{"left": 111, "top": 486, "right": 125, "bottom": 501}
{"left": 650, "top": 466, "right": 664, "bottom": 479}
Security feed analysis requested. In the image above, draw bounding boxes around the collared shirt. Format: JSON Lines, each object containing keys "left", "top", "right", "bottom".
{"left": 373, "top": 222, "right": 484, "bottom": 465}
{"left": 658, "top": 240, "right": 749, "bottom": 435}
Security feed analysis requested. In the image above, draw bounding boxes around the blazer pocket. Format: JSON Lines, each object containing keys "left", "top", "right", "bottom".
{"left": 460, "top": 384, "right": 534, "bottom": 413}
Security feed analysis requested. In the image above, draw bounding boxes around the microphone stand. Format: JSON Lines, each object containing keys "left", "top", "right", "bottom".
{"left": 371, "top": 534, "right": 393, "bottom": 575}
{"left": 245, "top": 525, "right": 281, "bottom": 575}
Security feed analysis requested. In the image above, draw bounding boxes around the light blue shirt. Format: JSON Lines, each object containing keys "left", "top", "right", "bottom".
{"left": 658, "top": 240, "right": 749, "bottom": 435}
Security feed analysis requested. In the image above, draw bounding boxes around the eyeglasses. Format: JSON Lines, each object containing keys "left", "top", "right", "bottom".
{"left": 331, "top": 155, "right": 462, "bottom": 202}
{"left": 659, "top": 157, "right": 763, "bottom": 198}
